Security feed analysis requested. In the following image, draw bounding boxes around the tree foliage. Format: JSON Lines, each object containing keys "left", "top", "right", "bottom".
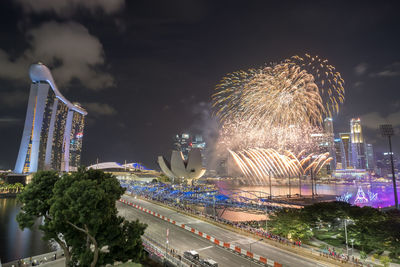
{"left": 268, "top": 201, "right": 400, "bottom": 259}
{"left": 17, "top": 169, "right": 147, "bottom": 267}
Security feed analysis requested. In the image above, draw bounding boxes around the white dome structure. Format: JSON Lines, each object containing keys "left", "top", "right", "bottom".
{"left": 158, "top": 148, "right": 206, "bottom": 182}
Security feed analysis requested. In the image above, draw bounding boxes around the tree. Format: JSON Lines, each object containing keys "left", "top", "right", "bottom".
{"left": 381, "top": 209, "right": 400, "bottom": 258}
{"left": 360, "top": 251, "right": 368, "bottom": 262}
{"left": 14, "top": 182, "right": 24, "bottom": 192}
{"left": 17, "top": 171, "right": 73, "bottom": 265}
{"left": 18, "top": 169, "right": 147, "bottom": 267}
{"left": 379, "top": 255, "right": 391, "bottom": 267}
{"left": 50, "top": 168, "right": 147, "bottom": 266}
{"left": 269, "top": 208, "right": 313, "bottom": 241}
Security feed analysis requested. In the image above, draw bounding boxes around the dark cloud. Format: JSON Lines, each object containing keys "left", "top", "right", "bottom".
{"left": 371, "top": 62, "right": 400, "bottom": 77}
{"left": 15, "top": 0, "right": 125, "bottom": 17}
{"left": 1, "top": 1, "right": 400, "bottom": 169}
{"left": 354, "top": 62, "right": 368, "bottom": 76}
{"left": 83, "top": 102, "right": 117, "bottom": 116}
{"left": 0, "top": 117, "right": 23, "bottom": 128}
{"left": 360, "top": 111, "right": 400, "bottom": 129}
{"left": 0, "top": 21, "right": 114, "bottom": 90}
{"left": 0, "top": 90, "right": 28, "bottom": 107}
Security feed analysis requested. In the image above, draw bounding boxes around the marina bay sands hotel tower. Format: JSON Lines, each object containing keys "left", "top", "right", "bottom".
{"left": 14, "top": 63, "right": 87, "bottom": 174}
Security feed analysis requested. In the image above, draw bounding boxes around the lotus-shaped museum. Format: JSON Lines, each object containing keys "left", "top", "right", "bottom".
{"left": 158, "top": 148, "right": 206, "bottom": 182}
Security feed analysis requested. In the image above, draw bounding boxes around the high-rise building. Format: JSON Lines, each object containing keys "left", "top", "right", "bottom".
{"left": 339, "top": 133, "right": 351, "bottom": 169}
{"left": 323, "top": 117, "right": 336, "bottom": 170}
{"left": 14, "top": 63, "right": 87, "bottom": 174}
{"left": 350, "top": 118, "right": 366, "bottom": 169}
{"left": 365, "top": 143, "right": 375, "bottom": 171}
{"left": 174, "top": 133, "right": 206, "bottom": 161}
{"left": 174, "top": 133, "right": 191, "bottom": 160}
{"left": 334, "top": 138, "right": 342, "bottom": 169}
{"left": 376, "top": 152, "right": 398, "bottom": 177}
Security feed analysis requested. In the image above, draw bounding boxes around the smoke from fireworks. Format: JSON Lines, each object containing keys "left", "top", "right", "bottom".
{"left": 212, "top": 54, "right": 345, "bottom": 182}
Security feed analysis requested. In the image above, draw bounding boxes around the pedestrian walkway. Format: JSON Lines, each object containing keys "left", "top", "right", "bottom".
{"left": 2, "top": 250, "right": 63, "bottom": 267}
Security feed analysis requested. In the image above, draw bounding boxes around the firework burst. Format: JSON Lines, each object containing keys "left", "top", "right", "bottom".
{"left": 285, "top": 54, "right": 345, "bottom": 117}
{"left": 212, "top": 54, "right": 344, "bottom": 183}
{"left": 213, "top": 63, "right": 325, "bottom": 129}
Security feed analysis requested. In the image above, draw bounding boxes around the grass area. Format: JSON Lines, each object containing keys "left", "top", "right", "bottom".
{"left": 314, "top": 229, "right": 345, "bottom": 248}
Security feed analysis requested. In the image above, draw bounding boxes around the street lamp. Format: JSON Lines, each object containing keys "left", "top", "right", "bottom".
{"left": 249, "top": 238, "right": 263, "bottom": 267}
{"left": 350, "top": 239, "right": 354, "bottom": 256}
{"left": 268, "top": 171, "right": 272, "bottom": 199}
{"left": 380, "top": 124, "right": 399, "bottom": 210}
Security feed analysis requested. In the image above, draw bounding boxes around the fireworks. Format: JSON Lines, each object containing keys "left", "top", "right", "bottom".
{"left": 213, "top": 63, "right": 325, "bottom": 129}
{"left": 229, "top": 148, "right": 332, "bottom": 185}
{"left": 212, "top": 54, "right": 344, "bottom": 183}
{"left": 285, "top": 54, "right": 345, "bottom": 117}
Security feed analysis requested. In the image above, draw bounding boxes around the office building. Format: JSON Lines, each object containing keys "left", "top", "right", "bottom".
{"left": 174, "top": 133, "right": 191, "bottom": 160}
{"left": 350, "top": 118, "right": 366, "bottom": 169}
{"left": 334, "top": 138, "right": 342, "bottom": 169}
{"left": 174, "top": 133, "right": 206, "bottom": 160}
{"left": 339, "top": 133, "right": 351, "bottom": 169}
{"left": 324, "top": 117, "right": 336, "bottom": 170}
{"left": 376, "top": 152, "right": 398, "bottom": 177}
{"left": 14, "top": 63, "right": 87, "bottom": 173}
{"left": 365, "top": 143, "right": 375, "bottom": 171}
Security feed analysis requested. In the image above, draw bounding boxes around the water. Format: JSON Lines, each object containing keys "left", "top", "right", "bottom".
{"left": 203, "top": 180, "right": 400, "bottom": 221}
{"left": 0, "top": 197, "right": 52, "bottom": 263}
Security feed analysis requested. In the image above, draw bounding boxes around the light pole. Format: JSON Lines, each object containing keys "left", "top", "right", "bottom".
{"left": 299, "top": 173, "right": 302, "bottom": 197}
{"left": 213, "top": 195, "right": 216, "bottom": 220}
{"left": 249, "top": 238, "right": 263, "bottom": 267}
{"left": 380, "top": 124, "right": 399, "bottom": 210}
{"left": 311, "top": 169, "right": 314, "bottom": 200}
{"left": 268, "top": 171, "right": 272, "bottom": 199}
{"left": 350, "top": 239, "right": 354, "bottom": 256}
{"left": 344, "top": 219, "right": 349, "bottom": 256}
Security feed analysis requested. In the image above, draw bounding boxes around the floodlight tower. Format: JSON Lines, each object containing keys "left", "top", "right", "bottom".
{"left": 380, "top": 124, "right": 399, "bottom": 209}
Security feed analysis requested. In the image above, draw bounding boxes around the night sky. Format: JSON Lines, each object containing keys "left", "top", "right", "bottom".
{"left": 1, "top": 0, "right": 400, "bottom": 170}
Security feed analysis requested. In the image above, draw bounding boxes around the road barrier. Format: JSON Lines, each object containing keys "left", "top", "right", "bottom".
{"left": 119, "top": 198, "right": 283, "bottom": 267}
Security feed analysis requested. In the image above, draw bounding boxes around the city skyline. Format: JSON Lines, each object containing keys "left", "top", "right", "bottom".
{"left": 0, "top": 1, "right": 400, "bottom": 169}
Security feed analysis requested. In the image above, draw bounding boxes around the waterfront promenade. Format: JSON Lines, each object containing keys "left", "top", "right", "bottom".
{"left": 2, "top": 250, "right": 63, "bottom": 267}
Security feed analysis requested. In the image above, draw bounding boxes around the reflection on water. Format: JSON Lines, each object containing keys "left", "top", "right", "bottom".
{"left": 202, "top": 181, "right": 400, "bottom": 222}
{"left": 0, "top": 198, "right": 52, "bottom": 263}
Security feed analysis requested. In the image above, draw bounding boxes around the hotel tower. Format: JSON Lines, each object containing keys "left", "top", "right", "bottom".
{"left": 14, "top": 63, "right": 87, "bottom": 173}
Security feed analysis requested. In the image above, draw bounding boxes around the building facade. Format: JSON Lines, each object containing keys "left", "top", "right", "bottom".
{"left": 14, "top": 63, "right": 87, "bottom": 174}
{"left": 365, "top": 143, "right": 375, "bottom": 171}
{"left": 334, "top": 138, "right": 342, "bottom": 169}
{"left": 339, "top": 132, "right": 351, "bottom": 169}
{"left": 350, "top": 118, "right": 366, "bottom": 169}
{"left": 174, "top": 133, "right": 206, "bottom": 161}
{"left": 323, "top": 117, "right": 336, "bottom": 171}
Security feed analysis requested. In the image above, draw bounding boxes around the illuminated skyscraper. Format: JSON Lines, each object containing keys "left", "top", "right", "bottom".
{"left": 350, "top": 118, "right": 366, "bottom": 169}
{"left": 365, "top": 143, "right": 375, "bottom": 171}
{"left": 14, "top": 63, "right": 87, "bottom": 173}
{"left": 323, "top": 117, "right": 336, "bottom": 170}
{"left": 334, "top": 138, "right": 342, "bottom": 169}
{"left": 339, "top": 133, "right": 351, "bottom": 169}
{"left": 174, "top": 133, "right": 191, "bottom": 160}
{"left": 174, "top": 133, "right": 206, "bottom": 161}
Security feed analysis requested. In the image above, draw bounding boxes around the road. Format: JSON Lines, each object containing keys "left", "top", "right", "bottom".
{"left": 117, "top": 201, "right": 261, "bottom": 267}
{"left": 119, "top": 195, "right": 331, "bottom": 267}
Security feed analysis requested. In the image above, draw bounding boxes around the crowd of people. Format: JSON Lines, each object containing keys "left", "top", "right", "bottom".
{"left": 319, "top": 247, "right": 365, "bottom": 266}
